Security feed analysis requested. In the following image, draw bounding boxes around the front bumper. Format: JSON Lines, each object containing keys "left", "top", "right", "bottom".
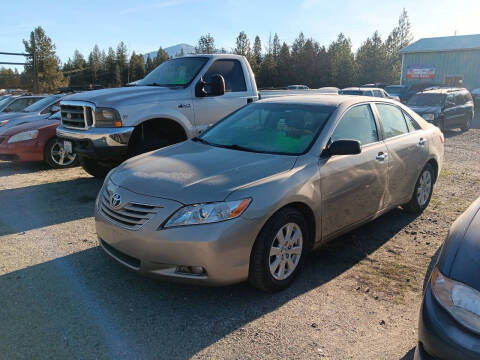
{"left": 0, "top": 137, "right": 45, "bottom": 162}
{"left": 56, "top": 125, "right": 134, "bottom": 159}
{"left": 95, "top": 186, "right": 263, "bottom": 286}
{"left": 415, "top": 285, "right": 480, "bottom": 360}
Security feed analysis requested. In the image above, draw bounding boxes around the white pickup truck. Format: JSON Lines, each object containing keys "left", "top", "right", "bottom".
{"left": 57, "top": 54, "right": 260, "bottom": 177}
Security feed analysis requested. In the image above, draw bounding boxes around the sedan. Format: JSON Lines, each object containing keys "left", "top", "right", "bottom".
{"left": 0, "top": 111, "right": 78, "bottom": 168}
{"left": 0, "top": 94, "right": 63, "bottom": 127}
{"left": 96, "top": 95, "right": 444, "bottom": 291}
{"left": 415, "top": 198, "right": 480, "bottom": 360}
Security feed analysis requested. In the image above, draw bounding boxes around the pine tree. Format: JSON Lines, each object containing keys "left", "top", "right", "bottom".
{"left": 152, "top": 47, "right": 169, "bottom": 68}
{"left": 385, "top": 9, "right": 413, "bottom": 83}
{"left": 272, "top": 33, "right": 281, "bottom": 59}
{"left": 88, "top": 44, "right": 103, "bottom": 85}
{"left": 251, "top": 36, "right": 263, "bottom": 75}
{"left": 145, "top": 56, "right": 154, "bottom": 74}
{"left": 277, "top": 42, "right": 291, "bottom": 87}
{"left": 116, "top": 41, "right": 129, "bottom": 85}
{"left": 196, "top": 34, "right": 215, "bottom": 54}
{"left": 104, "top": 47, "right": 117, "bottom": 87}
{"left": 356, "top": 31, "right": 390, "bottom": 84}
{"left": 22, "top": 26, "right": 66, "bottom": 92}
{"left": 129, "top": 52, "right": 146, "bottom": 82}
{"left": 328, "top": 33, "right": 356, "bottom": 88}
{"left": 234, "top": 31, "right": 251, "bottom": 58}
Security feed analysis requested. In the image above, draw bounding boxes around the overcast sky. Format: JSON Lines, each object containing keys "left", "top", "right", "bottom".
{"left": 1, "top": 0, "right": 479, "bottom": 68}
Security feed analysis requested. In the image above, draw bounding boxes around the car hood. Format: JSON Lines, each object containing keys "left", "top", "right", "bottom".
{"left": 408, "top": 105, "right": 442, "bottom": 115}
{"left": 1, "top": 118, "right": 58, "bottom": 136}
{"left": 62, "top": 86, "right": 184, "bottom": 107}
{"left": 110, "top": 140, "right": 297, "bottom": 204}
{"left": 0, "top": 113, "right": 49, "bottom": 131}
{"left": 0, "top": 112, "right": 36, "bottom": 122}
{"left": 438, "top": 197, "right": 480, "bottom": 291}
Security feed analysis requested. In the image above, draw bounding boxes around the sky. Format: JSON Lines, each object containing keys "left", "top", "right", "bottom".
{"left": 1, "top": 0, "right": 479, "bottom": 69}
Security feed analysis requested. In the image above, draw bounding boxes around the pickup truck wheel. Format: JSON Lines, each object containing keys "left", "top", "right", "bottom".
{"left": 79, "top": 156, "right": 111, "bottom": 178}
{"left": 44, "top": 138, "right": 78, "bottom": 169}
{"left": 249, "top": 208, "right": 310, "bottom": 292}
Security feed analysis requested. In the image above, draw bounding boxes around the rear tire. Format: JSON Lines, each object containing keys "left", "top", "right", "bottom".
{"left": 248, "top": 208, "right": 310, "bottom": 292}
{"left": 79, "top": 156, "right": 112, "bottom": 178}
{"left": 403, "top": 163, "right": 435, "bottom": 214}
{"left": 44, "top": 137, "right": 78, "bottom": 169}
{"left": 461, "top": 112, "right": 473, "bottom": 131}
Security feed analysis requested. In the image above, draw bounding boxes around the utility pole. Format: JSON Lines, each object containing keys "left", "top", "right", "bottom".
{"left": 32, "top": 32, "right": 39, "bottom": 93}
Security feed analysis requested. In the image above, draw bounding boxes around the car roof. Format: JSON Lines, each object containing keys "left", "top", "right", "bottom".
{"left": 341, "top": 87, "right": 384, "bottom": 91}
{"left": 418, "top": 87, "right": 467, "bottom": 94}
{"left": 256, "top": 94, "right": 397, "bottom": 107}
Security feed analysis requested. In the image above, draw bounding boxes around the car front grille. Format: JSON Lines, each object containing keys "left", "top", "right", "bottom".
{"left": 100, "top": 188, "right": 159, "bottom": 230}
{"left": 61, "top": 103, "right": 94, "bottom": 129}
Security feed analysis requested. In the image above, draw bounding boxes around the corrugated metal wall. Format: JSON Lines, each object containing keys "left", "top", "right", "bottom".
{"left": 401, "top": 50, "right": 480, "bottom": 90}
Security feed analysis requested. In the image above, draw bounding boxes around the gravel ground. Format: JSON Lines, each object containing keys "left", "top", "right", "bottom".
{"left": 1, "top": 123, "right": 480, "bottom": 359}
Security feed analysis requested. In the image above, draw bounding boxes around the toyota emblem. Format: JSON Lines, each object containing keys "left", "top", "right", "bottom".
{"left": 110, "top": 193, "right": 122, "bottom": 209}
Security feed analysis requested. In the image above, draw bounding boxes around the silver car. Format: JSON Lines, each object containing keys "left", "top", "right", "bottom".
{"left": 95, "top": 95, "right": 444, "bottom": 291}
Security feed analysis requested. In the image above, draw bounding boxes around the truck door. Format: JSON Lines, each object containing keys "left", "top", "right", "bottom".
{"left": 192, "top": 59, "right": 252, "bottom": 135}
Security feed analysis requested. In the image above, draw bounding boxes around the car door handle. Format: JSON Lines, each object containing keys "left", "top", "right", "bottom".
{"left": 418, "top": 138, "right": 428, "bottom": 146}
{"left": 376, "top": 152, "right": 388, "bottom": 161}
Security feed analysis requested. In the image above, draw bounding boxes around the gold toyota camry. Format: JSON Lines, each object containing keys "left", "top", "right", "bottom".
{"left": 95, "top": 95, "right": 444, "bottom": 291}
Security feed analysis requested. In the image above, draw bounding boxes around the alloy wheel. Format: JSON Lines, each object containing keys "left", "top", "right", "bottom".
{"left": 269, "top": 223, "right": 303, "bottom": 280}
{"left": 50, "top": 140, "right": 77, "bottom": 167}
{"left": 417, "top": 170, "right": 432, "bottom": 207}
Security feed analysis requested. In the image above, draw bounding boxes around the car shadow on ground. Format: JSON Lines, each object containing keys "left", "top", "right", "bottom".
{"left": 0, "top": 177, "right": 103, "bottom": 236}
{"left": 0, "top": 208, "right": 419, "bottom": 359}
{"left": 400, "top": 347, "right": 415, "bottom": 360}
{"left": 0, "top": 161, "right": 52, "bottom": 176}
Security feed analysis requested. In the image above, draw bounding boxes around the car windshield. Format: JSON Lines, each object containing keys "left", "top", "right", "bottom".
{"left": 385, "top": 86, "right": 404, "bottom": 96}
{"left": 22, "top": 95, "right": 58, "bottom": 112}
{"left": 198, "top": 103, "right": 336, "bottom": 155}
{"left": 340, "top": 90, "right": 363, "bottom": 95}
{"left": 407, "top": 93, "right": 446, "bottom": 107}
{"left": 137, "top": 57, "right": 208, "bottom": 87}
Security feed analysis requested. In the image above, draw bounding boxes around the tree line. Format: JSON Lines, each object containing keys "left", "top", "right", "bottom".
{"left": 0, "top": 9, "right": 412, "bottom": 93}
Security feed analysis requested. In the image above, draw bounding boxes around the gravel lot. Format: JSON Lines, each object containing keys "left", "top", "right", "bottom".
{"left": 1, "top": 117, "right": 480, "bottom": 359}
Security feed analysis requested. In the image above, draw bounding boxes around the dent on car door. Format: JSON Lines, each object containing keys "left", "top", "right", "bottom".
{"left": 320, "top": 103, "right": 388, "bottom": 239}
{"left": 192, "top": 59, "right": 251, "bottom": 135}
{"left": 374, "top": 103, "right": 429, "bottom": 205}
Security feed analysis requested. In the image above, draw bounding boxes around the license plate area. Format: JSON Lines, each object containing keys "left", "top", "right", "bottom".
{"left": 64, "top": 140, "right": 72, "bottom": 154}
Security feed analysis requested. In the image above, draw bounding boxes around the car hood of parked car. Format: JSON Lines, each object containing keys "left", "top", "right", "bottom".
{"left": 0, "top": 112, "right": 35, "bottom": 122}
{"left": 437, "top": 197, "right": 480, "bottom": 291}
{"left": 62, "top": 86, "right": 185, "bottom": 108}
{"left": 408, "top": 105, "right": 442, "bottom": 115}
{"left": 110, "top": 140, "right": 298, "bottom": 204}
{"left": 0, "top": 113, "right": 49, "bottom": 131}
{"left": 0, "top": 118, "right": 59, "bottom": 136}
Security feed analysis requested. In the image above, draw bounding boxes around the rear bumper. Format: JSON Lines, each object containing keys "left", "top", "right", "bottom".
{"left": 56, "top": 125, "right": 134, "bottom": 159}
{"left": 0, "top": 138, "right": 44, "bottom": 162}
{"left": 415, "top": 286, "right": 480, "bottom": 360}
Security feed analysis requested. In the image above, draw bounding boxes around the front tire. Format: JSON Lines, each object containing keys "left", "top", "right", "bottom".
{"left": 79, "top": 156, "right": 112, "bottom": 178}
{"left": 403, "top": 164, "right": 435, "bottom": 214}
{"left": 44, "top": 137, "right": 78, "bottom": 169}
{"left": 249, "top": 208, "right": 310, "bottom": 292}
{"left": 460, "top": 112, "right": 473, "bottom": 131}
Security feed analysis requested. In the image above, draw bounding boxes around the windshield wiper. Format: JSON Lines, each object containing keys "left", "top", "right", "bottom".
{"left": 192, "top": 137, "right": 212, "bottom": 146}
{"left": 216, "top": 144, "right": 265, "bottom": 153}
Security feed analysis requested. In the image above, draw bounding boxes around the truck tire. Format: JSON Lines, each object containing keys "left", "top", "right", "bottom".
{"left": 79, "top": 156, "right": 111, "bottom": 178}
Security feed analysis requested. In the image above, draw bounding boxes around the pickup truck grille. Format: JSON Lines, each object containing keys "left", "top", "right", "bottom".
{"left": 61, "top": 104, "right": 94, "bottom": 129}
{"left": 100, "top": 188, "right": 159, "bottom": 230}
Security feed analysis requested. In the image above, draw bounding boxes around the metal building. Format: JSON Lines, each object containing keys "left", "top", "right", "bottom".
{"left": 399, "top": 34, "right": 480, "bottom": 90}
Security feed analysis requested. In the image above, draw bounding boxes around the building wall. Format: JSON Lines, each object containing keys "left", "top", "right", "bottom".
{"left": 401, "top": 50, "right": 480, "bottom": 90}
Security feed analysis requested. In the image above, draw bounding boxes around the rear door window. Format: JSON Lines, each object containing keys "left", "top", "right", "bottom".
{"left": 402, "top": 110, "right": 421, "bottom": 131}
{"left": 203, "top": 59, "right": 247, "bottom": 92}
{"left": 331, "top": 104, "right": 378, "bottom": 146}
{"left": 373, "top": 90, "right": 383, "bottom": 98}
{"left": 454, "top": 93, "right": 465, "bottom": 105}
{"left": 376, "top": 103, "right": 409, "bottom": 139}
{"left": 4, "top": 98, "right": 29, "bottom": 112}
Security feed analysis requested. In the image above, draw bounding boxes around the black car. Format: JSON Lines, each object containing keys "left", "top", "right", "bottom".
{"left": 407, "top": 88, "right": 474, "bottom": 131}
{"left": 415, "top": 198, "right": 480, "bottom": 360}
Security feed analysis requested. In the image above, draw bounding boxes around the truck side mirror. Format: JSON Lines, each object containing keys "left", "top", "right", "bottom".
{"left": 195, "top": 74, "right": 226, "bottom": 97}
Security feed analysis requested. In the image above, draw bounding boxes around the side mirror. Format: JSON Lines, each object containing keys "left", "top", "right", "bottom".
{"left": 195, "top": 74, "right": 226, "bottom": 97}
{"left": 50, "top": 105, "right": 61, "bottom": 113}
{"left": 324, "top": 140, "right": 361, "bottom": 156}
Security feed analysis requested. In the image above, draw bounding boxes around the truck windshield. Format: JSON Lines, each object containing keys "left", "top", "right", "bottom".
{"left": 407, "top": 93, "right": 446, "bottom": 107}
{"left": 137, "top": 57, "right": 208, "bottom": 87}
{"left": 197, "top": 103, "right": 336, "bottom": 155}
{"left": 384, "top": 86, "right": 404, "bottom": 96}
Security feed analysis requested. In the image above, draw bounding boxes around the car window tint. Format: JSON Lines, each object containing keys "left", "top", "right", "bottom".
{"left": 331, "top": 104, "right": 378, "bottom": 146}
{"left": 376, "top": 103, "right": 409, "bottom": 139}
{"left": 454, "top": 93, "right": 464, "bottom": 105}
{"left": 203, "top": 59, "right": 247, "bottom": 92}
{"left": 402, "top": 110, "right": 421, "bottom": 131}
{"left": 373, "top": 90, "right": 383, "bottom": 98}
{"left": 5, "top": 98, "right": 29, "bottom": 112}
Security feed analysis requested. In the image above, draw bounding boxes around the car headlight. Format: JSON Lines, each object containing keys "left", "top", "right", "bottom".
{"left": 0, "top": 120, "right": 8, "bottom": 126}
{"left": 7, "top": 130, "right": 39, "bottom": 143}
{"left": 431, "top": 268, "right": 480, "bottom": 334}
{"left": 163, "top": 199, "right": 251, "bottom": 228}
{"left": 94, "top": 108, "right": 122, "bottom": 127}
{"left": 422, "top": 113, "right": 435, "bottom": 121}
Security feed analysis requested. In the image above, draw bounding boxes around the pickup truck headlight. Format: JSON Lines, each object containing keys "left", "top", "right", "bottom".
{"left": 95, "top": 108, "right": 122, "bottom": 128}
{"left": 7, "top": 130, "right": 39, "bottom": 143}
{"left": 431, "top": 268, "right": 480, "bottom": 334}
{"left": 163, "top": 199, "right": 251, "bottom": 228}
{"left": 422, "top": 114, "right": 435, "bottom": 121}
